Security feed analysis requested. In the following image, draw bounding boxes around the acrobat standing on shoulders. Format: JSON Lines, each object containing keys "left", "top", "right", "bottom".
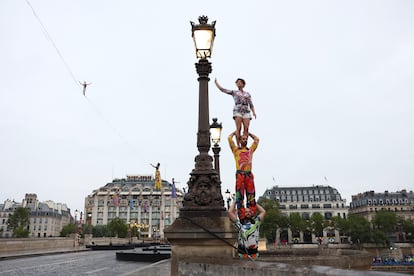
{"left": 228, "top": 131, "right": 259, "bottom": 222}
{"left": 215, "top": 78, "right": 256, "bottom": 146}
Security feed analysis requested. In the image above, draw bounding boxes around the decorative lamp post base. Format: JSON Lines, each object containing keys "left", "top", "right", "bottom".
{"left": 164, "top": 215, "right": 237, "bottom": 276}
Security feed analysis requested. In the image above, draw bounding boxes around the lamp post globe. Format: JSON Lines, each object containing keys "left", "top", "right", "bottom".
{"left": 191, "top": 15, "right": 216, "bottom": 59}
{"left": 210, "top": 118, "right": 222, "bottom": 145}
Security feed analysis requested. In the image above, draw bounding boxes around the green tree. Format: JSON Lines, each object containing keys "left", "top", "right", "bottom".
{"left": 8, "top": 207, "right": 30, "bottom": 238}
{"left": 373, "top": 210, "right": 397, "bottom": 233}
{"left": 310, "top": 212, "right": 324, "bottom": 237}
{"left": 92, "top": 224, "right": 111, "bottom": 237}
{"left": 60, "top": 223, "right": 76, "bottom": 237}
{"left": 289, "top": 212, "right": 305, "bottom": 239}
{"left": 372, "top": 229, "right": 389, "bottom": 246}
{"left": 108, "top": 218, "right": 128, "bottom": 238}
{"left": 372, "top": 210, "right": 398, "bottom": 245}
{"left": 402, "top": 219, "right": 414, "bottom": 242}
{"left": 331, "top": 216, "right": 349, "bottom": 236}
{"left": 348, "top": 214, "right": 371, "bottom": 246}
{"left": 258, "top": 197, "right": 279, "bottom": 210}
{"left": 82, "top": 223, "right": 93, "bottom": 235}
{"left": 257, "top": 198, "right": 280, "bottom": 241}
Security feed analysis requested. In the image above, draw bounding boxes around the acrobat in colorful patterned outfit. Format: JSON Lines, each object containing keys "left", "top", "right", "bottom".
{"left": 220, "top": 88, "right": 255, "bottom": 120}
{"left": 228, "top": 132, "right": 259, "bottom": 221}
{"left": 235, "top": 215, "right": 261, "bottom": 259}
{"left": 151, "top": 163, "right": 162, "bottom": 190}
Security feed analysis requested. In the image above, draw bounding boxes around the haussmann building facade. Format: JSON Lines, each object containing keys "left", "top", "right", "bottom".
{"left": 349, "top": 189, "right": 414, "bottom": 222}
{"left": 261, "top": 185, "right": 348, "bottom": 244}
{"left": 84, "top": 175, "right": 183, "bottom": 239}
{"left": 1, "top": 194, "right": 72, "bottom": 238}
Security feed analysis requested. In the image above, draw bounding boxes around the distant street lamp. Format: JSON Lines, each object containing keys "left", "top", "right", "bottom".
{"left": 127, "top": 221, "right": 132, "bottom": 244}
{"left": 210, "top": 118, "right": 222, "bottom": 178}
{"left": 74, "top": 209, "right": 79, "bottom": 231}
{"left": 79, "top": 211, "right": 83, "bottom": 234}
{"left": 182, "top": 16, "right": 225, "bottom": 213}
{"left": 225, "top": 189, "right": 231, "bottom": 210}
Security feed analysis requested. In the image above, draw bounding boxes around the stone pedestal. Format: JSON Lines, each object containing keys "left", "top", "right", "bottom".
{"left": 165, "top": 211, "right": 237, "bottom": 276}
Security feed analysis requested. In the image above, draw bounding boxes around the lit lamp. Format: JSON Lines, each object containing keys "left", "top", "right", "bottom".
{"left": 210, "top": 118, "right": 222, "bottom": 145}
{"left": 225, "top": 189, "right": 231, "bottom": 210}
{"left": 191, "top": 16, "right": 216, "bottom": 59}
{"left": 210, "top": 118, "right": 222, "bottom": 178}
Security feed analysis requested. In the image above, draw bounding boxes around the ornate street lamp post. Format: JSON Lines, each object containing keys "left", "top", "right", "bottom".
{"left": 181, "top": 16, "right": 225, "bottom": 214}
{"left": 165, "top": 17, "right": 236, "bottom": 275}
{"left": 74, "top": 209, "right": 79, "bottom": 232}
{"left": 210, "top": 118, "right": 222, "bottom": 179}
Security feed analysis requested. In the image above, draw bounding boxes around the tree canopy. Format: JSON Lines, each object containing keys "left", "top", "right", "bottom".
{"left": 8, "top": 207, "right": 30, "bottom": 238}
{"left": 108, "top": 218, "right": 128, "bottom": 238}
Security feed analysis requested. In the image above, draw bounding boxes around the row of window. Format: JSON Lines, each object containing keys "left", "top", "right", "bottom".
{"left": 280, "top": 203, "right": 345, "bottom": 210}
{"left": 93, "top": 199, "right": 173, "bottom": 207}
{"left": 99, "top": 212, "right": 171, "bottom": 218}
{"left": 369, "top": 207, "right": 409, "bottom": 212}
{"left": 276, "top": 211, "right": 344, "bottom": 220}
{"left": 276, "top": 195, "right": 342, "bottom": 203}
{"left": 31, "top": 218, "right": 48, "bottom": 223}
{"left": 33, "top": 226, "right": 48, "bottom": 230}
{"left": 102, "top": 206, "right": 168, "bottom": 211}
{"left": 351, "top": 198, "right": 411, "bottom": 207}
{"left": 268, "top": 189, "right": 338, "bottom": 196}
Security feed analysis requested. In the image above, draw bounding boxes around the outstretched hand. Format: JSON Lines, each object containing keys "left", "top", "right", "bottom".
{"left": 214, "top": 78, "right": 223, "bottom": 91}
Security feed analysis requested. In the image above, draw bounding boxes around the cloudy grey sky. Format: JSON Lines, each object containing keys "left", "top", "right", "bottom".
{"left": 1, "top": 0, "right": 413, "bottom": 215}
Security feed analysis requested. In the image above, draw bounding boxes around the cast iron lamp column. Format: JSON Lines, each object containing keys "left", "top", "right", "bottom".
{"left": 210, "top": 118, "right": 222, "bottom": 179}
{"left": 181, "top": 16, "right": 225, "bottom": 215}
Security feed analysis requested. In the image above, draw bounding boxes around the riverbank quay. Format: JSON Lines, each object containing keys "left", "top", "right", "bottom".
{"left": 0, "top": 237, "right": 89, "bottom": 260}
{"left": 0, "top": 246, "right": 89, "bottom": 260}
{"left": 125, "top": 258, "right": 409, "bottom": 276}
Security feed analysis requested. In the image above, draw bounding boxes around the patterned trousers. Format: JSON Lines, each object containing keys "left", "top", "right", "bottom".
{"left": 235, "top": 170, "right": 256, "bottom": 220}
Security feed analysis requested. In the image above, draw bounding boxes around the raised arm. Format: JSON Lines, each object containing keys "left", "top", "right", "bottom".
{"left": 228, "top": 131, "right": 238, "bottom": 152}
{"left": 214, "top": 78, "right": 225, "bottom": 91}
{"left": 228, "top": 199, "right": 237, "bottom": 222}
{"left": 215, "top": 78, "right": 232, "bottom": 94}
{"left": 249, "top": 132, "right": 259, "bottom": 143}
{"left": 256, "top": 203, "right": 266, "bottom": 221}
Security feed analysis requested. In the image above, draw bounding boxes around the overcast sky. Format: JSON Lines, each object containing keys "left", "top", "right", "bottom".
{"left": 1, "top": 0, "right": 413, "bottom": 216}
